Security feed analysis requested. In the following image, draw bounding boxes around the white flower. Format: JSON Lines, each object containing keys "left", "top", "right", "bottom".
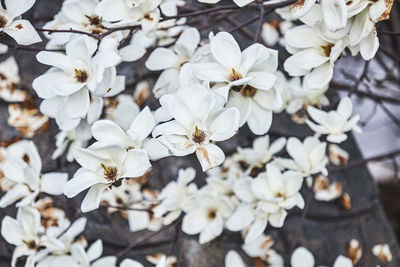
{"left": 33, "top": 36, "right": 124, "bottom": 131}
{"left": 152, "top": 84, "right": 240, "bottom": 171}
{"left": 241, "top": 234, "right": 284, "bottom": 266}
{"left": 226, "top": 164, "right": 304, "bottom": 243}
{"left": 261, "top": 19, "right": 294, "bottom": 47}
{"left": 145, "top": 27, "right": 201, "bottom": 97}
{"left": 63, "top": 145, "right": 151, "bottom": 212}
{"left": 237, "top": 135, "right": 286, "bottom": 170}
{"left": 282, "top": 77, "right": 329, "bottom": 115}
{"left": 193, "top": 31, "right": 282, "bottom": 134}
{"left": 0, "top": 57, "right": 28, "bottom": 102}
{"left": 291, "top": 246, "right": 353, "bottom": 267}
{"left": 284, "top": 16, "right": 348, "bottom": 90}
{"left": 275, "top": 136, "right": 328, "bottom": 178}
{"left": 42, "top": 0, "right": 111, "bottom": 48}
{"left": 181, "top": 191, "right": 233, "bottom": 244}
{"left": 225, "top": 250, "right": 245, "bottom": 267}
{"left": 0, "top": 0, "right": 41, "bottom": 45}
{"left": 1, "top": 206, "right": 65, "bottom": 267}
{"left": 313, "top": 174, "right": 342, "bottom": 201}
{"left": 306, "top": 97, "right": 361, "bottom": 143}
{"left": 153, "top": 168, "right": 198, "bottom": 225}
{"left": 36, "top": 217, "right": 88, "bottom": 266}
{"left": 91, "top": 106, "right": 169, "bottom": 160}
{"left": 96, "top": 0, "right": 161, "bottom": 34}
{"left": 0, "top": 140, "right": 68, "bottom": 208}
{"left": 52, "top": 120, "right": 93, "bottom": 162}
{"left": 372, "top": 243, "right": 392, "bottom": 263}
{"left": 198, "top": 0, "right": 255, "bottom": 8}
{"left": 47, "top": 239, "right": 117, "bottom": 267}
{"left": 146, "top": 253, "right": 178, "bottom": 267}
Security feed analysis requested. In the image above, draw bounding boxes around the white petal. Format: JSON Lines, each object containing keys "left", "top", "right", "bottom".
{"left": 5, "top": 20, "right": 41, "bottom": 45}
{"left": 209, "top": 108, "right": 239, "bottom": 141}
{"left": 123, "top": 149, "right": 151, "bottom": 178}
{"left": 92, "top": 120, "right": 132, "bottom": 147}
{"left": 5, "top": 0, "right": 35, "bottom": 18}
{"left": 210, "top": 32, "right": 241, "bottom": 70}
{"left": 225, "top": 250, "right": 245, "bottom": 267}
{"left": 245, "top": 218, "right": 268, "bottom": 243}
{"left": 321, "top": 0, "right": 348, "bottom": 32}
{"left": 145, "top": 48, "right": 182, "bottom": 70}
{"left": 81, "top": 184, "right": 109, "bottom": 213}
{"left": 196, "top": 143, "right": 225, "bottom": 171}
{"left": 291, "top": 247, "right": 315, "bottom": 267}
{"left": 226, "top": 204, "right": 254, "bottom": 231}
{"left": 291, "top": 0, "right": 317, "bottom": 19}
{"left": 63, "top": 170, "right": 103, "bottom": 198}
{"left": 247, "top": 104, "right": 273, "bottom": 135}
{"left": 1, "top": 216, "right": 22, "bottom": 245}
{"left": 182, "top": 210, "right": 208, "bottom": 235}
{"left": 127, "top": 106, "right": 155, "bottom": 145}
{"left": 41, "top": 172, "right": 68, "bottom": 195}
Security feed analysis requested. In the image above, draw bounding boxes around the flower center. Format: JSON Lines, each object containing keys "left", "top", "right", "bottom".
{"left": 0, "top": 16, "right": 7, "bottom": 28}
{"left": 23, "top": 240, "right": 38, "bottom": 250}
{"left": 207, "top": 209, "right": 217, "bottom": 220}
{"left": 321, "top": 43, "right": 334, "bottom": 57}
{"left": 74, "top": 69, "right": 88, "bottom": 83}
{"left": 101, "top": 163, "right": 118, "bottom": 181}
{"left": 192, "top": 126, "right": 206, "bottom": 144}
{"left": 85, "top": 15, "right": 102, "bottom": 27}
{"left": 228, "top": 68, "right": 243, "bottom": 82}
{"left": 240, "top": 85, "right": 257, "bottom": 98}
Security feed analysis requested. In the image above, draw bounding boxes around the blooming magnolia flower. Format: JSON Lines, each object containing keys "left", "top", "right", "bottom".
{"left": 33, "top": 36, "right": 124, "bottom": 131}
{"left": 194, "top": 31, "right": 282, "bottom": 134}
{"left": 153, "top": 84, "right": 240, "bottom": 171}
{"left": 0, "top": 140, "right": 68, "bottom": 208}
{"left": 306, "top": 97, "right": 361, "bottom": 143}
{"left": 226, "top": 164, "right": 304, "bottom": 243}
{"left": 153, "top": 168, "right": 198, "bottom": 225}
{"left": 275, "top": 136, "right": 328, "bottom": 178}
{"left": 96, "top": 0, "right": 161, "bottom": 34}
{"left": 145, "top": 27, "right": 201, "bottom": 97}
{"left": 47, "top": 239, "right": 117, "bottom": 267}
{"left": 1, "top": 207, "right": 65, "bottom": 267}
{"left": 225, "top": 250, "right": 245, "bottom": 267}
{"left": 241, "top": 234, "right": 284, "bottom": 266}
{"left": 63, "top": 144, "right": 151, "bottom": 212}
{"left": 182, "top": 190, "right": 233, "bottom": 244}
{"left": 291, "top": 247, "right": 353, "bottom": 267}
{"left": 0, "top": 0, "right": 41, "bottom": 45}
{"left": 91, "top": 106, "right": 169, "bottom": 161}
{"left": 0, "top": 57, "right": 28, "bottom": 102}
{"left": 284, "top": 10, "right": 348, "bottom": 90}
{"left": 42, "top": 0, "right": 115, "bottom": 48}
{"left": 237, "top": 135, "right": 286, "bottom": 171}
{"left": 36, "top": 217, "right": 88, "bottom": 267}
{"left": 198, "top": 0, "right": 255, "bottom": 7}
{"left": 281, "top": 77, "right": 329, "bottom": 115}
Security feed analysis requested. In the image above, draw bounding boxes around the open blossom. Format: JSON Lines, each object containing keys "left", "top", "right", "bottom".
{"left": 46, "top": 239, "right": 117, "bottom": 267}
{"left": 1, "top": 207, "right": 65, "bottom": 267}
{"left": 145, "top": 27, "right": 201, "bottom": 97}
{"left": 0, "top": 0, "right": 41, "bottom": 45}
{"left": 226, "top": 164, "right": 304, "bottom": 243}
{"left": 281, "top": 77, "right": 329, "bottom": 115}
{"left": 96, "top": 0, "right": 161, "bottom": 34}
{"left": 153, "top": 168, "right": 198, "bottom": 225}
{"left": 63, "top": 145, "right": 151, "bottom": 212}
{"left": 306, "top": 97, "right": 361, "bottom": 143}
{"left": 182, "top": 190, "right": 233, "bottom": 244}
{"left": 0, "top": 140, "right": 68, "bottom": 208}
{"left": 153, "top": 84, "right": 240, "bottom": 171}
{"left": 275, "top": 136, "right": 328, "bottom": 178}
{"left": 291, "top": 247, "right": 353, "bottom": 267}
{"left": 237, "top": 135, "right": 286, "bottom": 171}
{"left": 193, "top": 31, "right": 282, "bottom": 134}
{"left": 241, "top": 234, "right": 284, "bottom": 266}
{"left": 91, "top": 106, "right": 169, "bottom": 160}
{"left": 284, "top": 8, "right": 348, "bottom": 89}
{"left": 33, "top": 36, "right": 124, "bottom": 131}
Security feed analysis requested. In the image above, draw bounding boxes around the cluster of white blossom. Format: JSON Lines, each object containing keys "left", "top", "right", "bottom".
{"left": 0, "top": 0, "right": 395, "bottom": 266}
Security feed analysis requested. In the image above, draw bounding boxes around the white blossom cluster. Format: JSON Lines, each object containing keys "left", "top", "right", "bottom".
{"left": 0, "top": 0, "right": 395, "bottom": 266}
